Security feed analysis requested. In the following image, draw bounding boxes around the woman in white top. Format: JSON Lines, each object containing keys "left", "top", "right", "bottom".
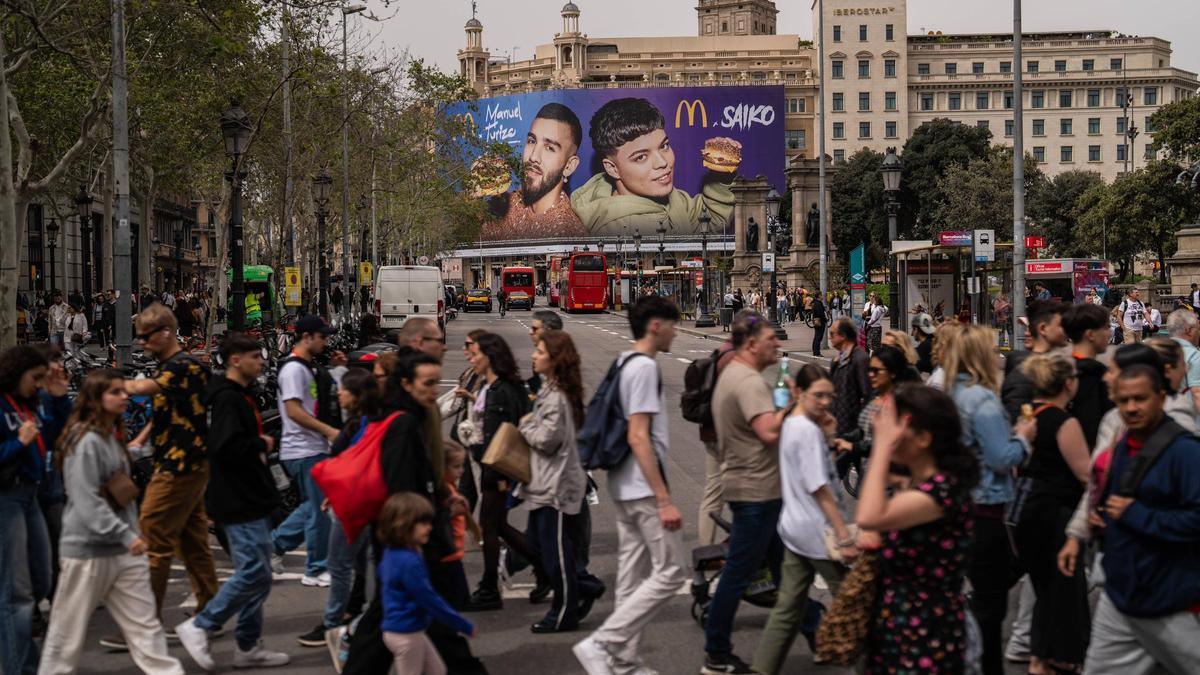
{"left": 752, "top": 364, "right": 858, "bottom": 675}
{"left": 62, "top": 304, "right": 88, "bottom": 357}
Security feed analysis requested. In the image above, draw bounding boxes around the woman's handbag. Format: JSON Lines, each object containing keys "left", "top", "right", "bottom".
{"left": 437, "top": 388, "right": 462, "bottom": 418}
{"left": 815, "top": 549, "right": 881, "bottom": 666}
{"left": 481, "top": 421, "right": 531, "bottom": 484}
{"left": 312, "top": 411, "right": 403, "bottom": 543}
{"left": 101, "top": 470, "right": 139, "bottom": 509}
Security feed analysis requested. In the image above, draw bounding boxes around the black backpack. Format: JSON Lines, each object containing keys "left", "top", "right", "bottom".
{"left": 681, "top": 347, "right": 722, "bottom": 425}
{"left": 278, "top": 355, "right": 343, "bottom": 430}
{"left": 577, "top": 353, "right": 658, "bottom": 471}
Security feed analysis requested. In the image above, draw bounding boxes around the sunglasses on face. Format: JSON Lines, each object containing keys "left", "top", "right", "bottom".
{"left": 136, "top": 325, "right": 166, "bottom": 341}
{"left": 463, "top": 340, "right": 475, "bottom": 348}
{"left": 867, "top": 367, "right": 887, "bottom": 375}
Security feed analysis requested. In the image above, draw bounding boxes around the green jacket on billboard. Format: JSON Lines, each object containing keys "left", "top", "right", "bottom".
{"left": 570, "top": 172, "right": 735, "bottom": 237}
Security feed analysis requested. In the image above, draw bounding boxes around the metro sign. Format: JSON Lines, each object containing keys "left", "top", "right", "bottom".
{"left": 1025, "top": 236, "right": 1047, "bottom": 249}
{"left": 1026, "top": 261, "right": 1065, "bottom": 274}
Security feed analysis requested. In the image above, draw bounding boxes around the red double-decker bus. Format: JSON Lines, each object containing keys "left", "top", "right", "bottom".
{"left": 500, "top": 265, "right": 536, "bottom": 310}
{"left": 559, "top": 252, "right": 607, "bottom": 312}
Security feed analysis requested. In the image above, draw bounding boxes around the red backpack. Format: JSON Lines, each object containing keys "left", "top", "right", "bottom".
{"left": 311, "top": 411, "right": 403, "bottom": 543}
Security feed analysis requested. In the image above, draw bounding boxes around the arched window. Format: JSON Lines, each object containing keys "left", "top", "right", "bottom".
{"left": 563, "top": 46, "right": 573, "bottom": 66}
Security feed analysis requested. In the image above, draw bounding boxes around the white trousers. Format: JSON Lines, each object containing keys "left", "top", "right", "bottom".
{"left": 38, "top": 554, "right": 184, "bottom": 675}
{"left": 1083, "top": 592, "right": 1200, "bottom": 675}
{"left": 590, "top": 496, "right": 688, "bottom": 675}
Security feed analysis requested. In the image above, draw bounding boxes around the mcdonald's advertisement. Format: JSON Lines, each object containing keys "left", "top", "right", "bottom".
{"left": 448, "top": 85, "right": 785, "bottom": 241}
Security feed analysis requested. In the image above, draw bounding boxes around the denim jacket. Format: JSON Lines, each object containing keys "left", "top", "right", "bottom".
{"left": 951, "top": 375, "right": 1030, "bottom": 505}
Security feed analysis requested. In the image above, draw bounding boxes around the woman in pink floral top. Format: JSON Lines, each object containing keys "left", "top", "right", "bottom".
{"left": 855, "top": 384, "right": 979, "bottom": 674}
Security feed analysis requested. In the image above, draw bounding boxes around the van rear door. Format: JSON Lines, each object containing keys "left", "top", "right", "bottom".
{"left": 376, "top": 267, "right": 443, "bottom": 329}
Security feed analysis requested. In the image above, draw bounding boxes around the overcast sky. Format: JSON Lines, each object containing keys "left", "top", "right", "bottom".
{"left": 362, "top": 0, "right": 1200, "bottom": 77}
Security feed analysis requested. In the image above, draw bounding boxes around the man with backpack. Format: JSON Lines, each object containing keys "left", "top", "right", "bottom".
{"left": 1081, "top": 364, "right": 1200, "bottom": 672}
{"left": 271, "top": 315, "right": 344, "bottom": 588}
{"left": 682, "top": 336, "right": 735, "bottom": 547}
{"left": 119, "top": 303, "right": 218, "bottom": 644}
{"left": 702, "top": 310, "right": 792, "bottom": 674}
{"left": 1119, "top": 288, "right": 1147, "bottom": 344}
{"left": 176, "top": 333, "right": 289, "bottom": 670}
{"left": 574, "top": 296, "right": 689, "bottom": 675}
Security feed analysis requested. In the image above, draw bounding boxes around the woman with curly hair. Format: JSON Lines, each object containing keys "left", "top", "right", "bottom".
{"left": 857, "top": 384, "right": 981, "bottom": 674}
{"left": 519, "top": 330, "right": 605, "bottom": 633}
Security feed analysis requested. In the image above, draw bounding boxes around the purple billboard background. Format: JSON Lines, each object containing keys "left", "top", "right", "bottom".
{"left": 449, "top": 85, "right": 785, "bottom": 240}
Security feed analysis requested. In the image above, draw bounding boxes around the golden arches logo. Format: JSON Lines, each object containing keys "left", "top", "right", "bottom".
{"left": 674, "top": 99, "right": 707, "bottom": 128}
{"left": 454, "top": 112, "right": 477, "bottom": 134}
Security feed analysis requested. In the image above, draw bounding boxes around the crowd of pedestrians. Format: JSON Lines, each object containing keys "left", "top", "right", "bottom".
{"left": 2, "top": 289, "right": 1200, "bottom": 675}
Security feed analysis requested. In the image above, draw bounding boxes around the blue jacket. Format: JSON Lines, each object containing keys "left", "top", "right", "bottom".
{"left": 1102, "top": 427, "right": 1200, "bottom": 618}
{"left": 952, "top": 376, "right": 1030, "bottom": 506}
{"left": 379, "top": 547, "right": 473, "bottom": 636}
{"left": 0, "top": 392, "right": 72, "bottom": 486}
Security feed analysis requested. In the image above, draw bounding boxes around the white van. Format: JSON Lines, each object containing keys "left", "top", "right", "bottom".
{"left": 373, "top": 265, "right": 445, "bottom": 330}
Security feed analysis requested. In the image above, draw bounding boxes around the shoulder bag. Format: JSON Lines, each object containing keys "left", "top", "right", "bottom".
{"left": 815, "top": 549, "right": 880, "bottom": 666}
{"left": 311, "top": 411, "right": 403, "bottom": 544}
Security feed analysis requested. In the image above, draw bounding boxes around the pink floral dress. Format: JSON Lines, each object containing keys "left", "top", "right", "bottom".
{"left": 866, "top": 473, "right": 973, "bottom": 674}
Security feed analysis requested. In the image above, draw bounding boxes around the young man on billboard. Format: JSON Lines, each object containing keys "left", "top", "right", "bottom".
{"left": 483, "top": 103, "right": 588, "bottom": 240}
{"left": 571, "top": 97, "right": 735, "bottom": 236}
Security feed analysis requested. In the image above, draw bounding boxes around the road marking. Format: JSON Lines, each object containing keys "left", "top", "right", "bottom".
{"left": 676, "top": 357, "right": 692, "bottom": 364}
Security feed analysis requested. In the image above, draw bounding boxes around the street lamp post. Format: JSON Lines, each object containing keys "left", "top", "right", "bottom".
{"left": 881, "top": 148, "right": 902, "bottom": 329}
{"left": 633, "top": 228, "right": 642, "bottom": 297}
{"left": 695, "top": 207, "right": 716, "bottom": 327}
{"left": 220, "top": 98, "right": 252, "bottom": 332}
{"left": 655, "top": 220, "right": 666, "bottom": 267}
{"left": 152, "top": 234, "right": 161, "bottom": 290}
{"left": 46, "top": 218, "right": 59, "bottom": 294}
{"left": 312, "top": 167, "right": 333, "bottom": 318}
{"left": 174, "top": 229, "right": 183, "bottom": 294}
{"left": 764, "top": 188, "right": 788, "bottom": 340}
{"left": 341, "top": 3, "right": 368, "bottom": 323}
{"left": 75, "top": 185, "right": 93, "bottom": 300}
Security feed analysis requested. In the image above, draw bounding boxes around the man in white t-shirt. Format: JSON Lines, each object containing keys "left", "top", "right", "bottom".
{"left": 863, "top": 292, "right": 886, "bottom": 353}
{"left": 271, "top": 315, "right": 343, "bottom": 587}
{"left": 575, "top": 296, "right": 688, "bottom": 675}
{"left": 1120, "top": 288, "right": 1146, "bottom": 344}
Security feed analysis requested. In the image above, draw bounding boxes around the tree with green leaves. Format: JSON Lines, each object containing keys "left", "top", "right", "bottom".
{"left": 898, "top": 118, "right": 992, "bottom": 238}
{"left": 1148, "top": 96, "right": 1200, "bottom": 164}
{"left": 932, "top": 146, "right": 1043, "bottom": 241}
{"left": 829, "top": 148, "right": 886, "bottom": 269}
{"left": 1026, "top": 169, "right": 1104, "bottom": 258}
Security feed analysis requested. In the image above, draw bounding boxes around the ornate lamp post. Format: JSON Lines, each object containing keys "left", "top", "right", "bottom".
{"left": 765, "top": 188, "right": 788, "bottom": 340}
{"left": 220, "top": 98, "right": 251, "bottom": 331}
{"left": 633, "top": 227, "right": 642, "bottom": 297}
{"left": 75, "top": 184, "right": 93, "bottom": 300}
{"left": 174, "top": 229, "right": 183, "bottom": 294}
{"left": 151, "top": 234, "right": 161, "bottom": 291}
{"left": 46, "top": 218, "right": 59, "bottom": 294}
{"left": 695, "top": 207, "right": 716, "bottom": 327}
{"left": 312, "top": 166, "right": 333, "bottom": 318}
{"left": 880, "top": 147, "right": 902, "bottom": 329}
{"left": 656, "top": 219, "right": 666, "bottom": 266}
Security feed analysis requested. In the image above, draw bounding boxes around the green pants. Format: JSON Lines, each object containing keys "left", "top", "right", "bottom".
{"left": 752, "top": 548, "right": 847, "bottom": 675}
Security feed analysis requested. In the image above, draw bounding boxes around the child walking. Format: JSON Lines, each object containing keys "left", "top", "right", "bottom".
{"left": 378, "top": 492, "right": 475, "bottom": 675}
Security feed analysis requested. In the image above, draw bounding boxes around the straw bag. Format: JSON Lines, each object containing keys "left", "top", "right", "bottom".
{"left": 815, "top": 549, "right": 880, "bottom": 665}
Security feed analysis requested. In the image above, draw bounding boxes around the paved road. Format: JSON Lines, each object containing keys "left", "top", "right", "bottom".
{"left": 71, "top": 303, "right": 1029, "bottom": 674}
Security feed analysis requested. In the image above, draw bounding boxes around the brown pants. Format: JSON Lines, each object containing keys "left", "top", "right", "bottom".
{"left": 139, "top": 466, "right": 218, "bottom": 619}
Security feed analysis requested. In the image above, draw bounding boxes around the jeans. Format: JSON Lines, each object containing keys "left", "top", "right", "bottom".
{"left": 193, "top": 519, "right": 273, "bottom": 651}
{"left": 703, "top": 499, "right": 783, "bottom": 658}
{"left": 0, "top": 484, "right": 51, "bottom": 675}
{"left": 272, "top": 455, "right": 330, "bottom": 576}
{"left": 324, "top": 513, "right": 367, "bottom": 628}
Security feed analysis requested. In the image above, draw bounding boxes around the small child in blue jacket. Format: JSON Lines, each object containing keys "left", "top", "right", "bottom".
{"left": 377, "top": 492, "right": 474, "bottom": 675}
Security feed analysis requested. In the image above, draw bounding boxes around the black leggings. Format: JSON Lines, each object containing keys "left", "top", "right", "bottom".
{"left": 478, "top": 486, "right": 545, "bottom": 591}
{"left": 968, "top": 512, "right": 1020, "bottom": 675}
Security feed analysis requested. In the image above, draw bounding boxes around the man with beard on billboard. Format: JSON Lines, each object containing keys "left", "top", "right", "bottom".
{"left": 482, "top": 102, "right": 587, "bottom": 240}
{"left": 571, "top": 97, "right": 736, "bottom": 237}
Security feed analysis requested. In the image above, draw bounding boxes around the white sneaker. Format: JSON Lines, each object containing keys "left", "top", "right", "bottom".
{"left": 233, "top": 641, "right": 291, "bottom": 668}
{"left": 301, "top": 573, "right": 331, "bottom": 588}
{"left": 325, "top": 625, "right": 349, "bottom": 674}
{"left": 175, "top": 617, "right": 215, "bottom": 672}
{"left": 573, "top": 636, "right": 615, "bottom": 675}
{"left": 270, "top": 555, "right": 285, "bottom": 575}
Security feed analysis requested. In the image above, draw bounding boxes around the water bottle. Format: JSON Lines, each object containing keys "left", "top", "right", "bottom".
{"left": 773, "top": 356, "right": 792, "bottom": 409}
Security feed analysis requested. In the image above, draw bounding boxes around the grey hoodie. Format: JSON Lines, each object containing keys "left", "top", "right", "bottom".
{"left": 60, "top": 430, "right": 140, "bottom": 558}
{"left": 518, "top": 383, "right": 586, "bottom": 515}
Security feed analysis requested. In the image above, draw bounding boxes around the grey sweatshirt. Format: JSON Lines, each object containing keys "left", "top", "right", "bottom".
{"left": 518, "top": 383, "right": 586, "bottom": 515}
{"left": 60, "top": 430, "right": 140, "bottom": 558}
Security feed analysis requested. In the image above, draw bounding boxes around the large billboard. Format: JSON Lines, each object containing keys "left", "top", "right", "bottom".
{"left": 449, "top": 85, "right": 785, "bottom": 241}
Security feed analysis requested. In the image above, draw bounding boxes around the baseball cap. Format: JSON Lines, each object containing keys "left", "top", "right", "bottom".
{"left": 294, "top": 315, "right": 334, "bottom": 336}
{"left": 915, "top": 313, "right": 935, "bottom": 335}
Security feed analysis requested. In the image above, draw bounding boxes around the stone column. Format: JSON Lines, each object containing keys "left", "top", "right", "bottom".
{"left": 781, "top": 155, "right": 837, "bottom": 290}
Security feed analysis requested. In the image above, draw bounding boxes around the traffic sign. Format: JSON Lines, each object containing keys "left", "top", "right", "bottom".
{"left": 761, "top": 252, "right": 775, "bottom": 273}
{"left": 358, "top": 262, "right": 373, "bottom": 286}
{"left": 974, "top": 229, "right": 995, "bottom": 262}
{"left": 1025, "top": 236, "right": 1046, "bottom": 249}
{"left": 284, "top": 266, "right": 301, "bottom": 288}
{"left": 417, "top": 255, "right": 430, "bottom": 265}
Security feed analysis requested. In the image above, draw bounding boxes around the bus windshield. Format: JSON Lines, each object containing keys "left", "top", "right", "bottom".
{"left": 571, "top": 255, "right": 605, "bottom": 272}
{"left": 504, "top": 272, "right": 533, "bottom": 287}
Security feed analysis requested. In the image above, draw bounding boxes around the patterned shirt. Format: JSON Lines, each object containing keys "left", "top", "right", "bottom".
{"left": 482, "top": 190, "right": 586, "bottom": 241}
{"left": 151, "top": 353, "right": 209, "bottom": 474}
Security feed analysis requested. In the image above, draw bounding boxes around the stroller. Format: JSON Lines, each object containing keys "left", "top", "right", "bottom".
{"left": 688, "top": 513, "right": 780, "bottom": 627}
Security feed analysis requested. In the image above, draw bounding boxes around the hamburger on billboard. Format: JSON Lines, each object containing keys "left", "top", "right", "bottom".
{"left": 448, "top": 85, "right": 786, "bottom": 241}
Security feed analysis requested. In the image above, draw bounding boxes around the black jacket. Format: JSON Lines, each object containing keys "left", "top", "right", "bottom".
{"left": 1001, "top": 350, "right": 1035, "bottom": 423}
{"left": 1069, "top": 356, "right": 1113, "bottom": 448}
{"left": 831, "top": 345, "right": 870, "bottom": 436}
{"left": 481, "top": 378, "right": 531, "bottom": 451}
{"left": 204, "top": 375, "right": 279, "bottom": 524}
{"left": 379, "top": 402, "right": 453, "bottom": 563}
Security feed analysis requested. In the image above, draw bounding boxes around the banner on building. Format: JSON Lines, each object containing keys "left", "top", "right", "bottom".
{"left": 448, "top": 85, "right": 785, "bottom": 242}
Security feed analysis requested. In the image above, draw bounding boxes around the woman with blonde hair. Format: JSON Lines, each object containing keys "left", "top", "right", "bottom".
{"left": 926, "top": 318, "right": 959, "bottom": 390}
{"left": 943, "top": 323, "right": 1036, "bottom": 674}
{"left": 881, "top": 329, "right": 918, "bottom": 366}
{"left": 1013, "top": 353, "right": 1090, "bottom": 675}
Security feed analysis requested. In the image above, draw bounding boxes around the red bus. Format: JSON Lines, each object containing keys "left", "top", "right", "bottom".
{"left": 500, "top": 266, "right": 536, "bottom": 310}
{"left": 547, "top": 255, "right": 565, "bottom": 307}
{"left": 560, "top": 252, "right": 607, "bottom": 312}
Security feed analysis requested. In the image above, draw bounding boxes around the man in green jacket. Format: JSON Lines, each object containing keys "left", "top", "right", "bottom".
{"left": 571, "top": 97, "right": 734, "bottom": 237}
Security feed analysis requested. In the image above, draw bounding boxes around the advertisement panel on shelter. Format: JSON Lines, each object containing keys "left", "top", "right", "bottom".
{"left": 448, "top": 85, "right": 785, "bottom": 241}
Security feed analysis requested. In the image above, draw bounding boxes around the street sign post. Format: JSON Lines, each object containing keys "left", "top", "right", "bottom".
{"left": 1025, "top": 235, "right": 1046, "bottom": 260}
{"left": 762, "top": 252, "right": 775, "bottom": 273}
{"left": 284, "top": 266, "right": 302, "bottom": 307}
{"left": 850, "top": 244, "right": 866, "bottom": 319}
{"left": 974, "top": 229, "right": 995, "bottom": 262}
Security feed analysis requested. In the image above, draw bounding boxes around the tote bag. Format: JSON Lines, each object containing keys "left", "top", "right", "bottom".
{"left": 311, "top": 411, "right": 403, "bottom": 543}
